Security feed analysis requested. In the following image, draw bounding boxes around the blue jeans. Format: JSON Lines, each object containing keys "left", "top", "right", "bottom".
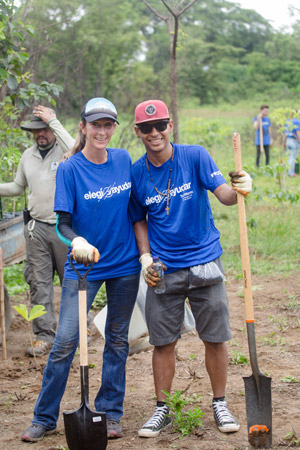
{"left": 32, "top": 272, "right": 140, "bottom": 429}
{"left": 286, "top": 137, "right": 300, "bottom": 176}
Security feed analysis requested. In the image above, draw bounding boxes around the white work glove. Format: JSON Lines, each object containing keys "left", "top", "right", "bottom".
{"left": 139, "top": 253, "right": 153, "bottom": 285}
{"left": 71, "top": 237, "right": 100, "bottom": 266}
{"left": 229, "top": 170, "right": 252, "bottom": 197}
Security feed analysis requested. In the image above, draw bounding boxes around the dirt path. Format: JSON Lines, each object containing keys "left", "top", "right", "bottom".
{"left": 1, "top": 273, "right": 300, "bottom": 450}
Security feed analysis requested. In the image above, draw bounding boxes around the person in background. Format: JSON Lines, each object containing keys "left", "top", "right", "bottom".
{"left": 283, "top": 111, "right": 300, "bottom": 177}
{"left": 253, "top": 105, "right": 271, "bottom": 167}
{"left": 129, "top": 99, "right": 252, "bottom": 438}
{"left": 0, "top": 106, "right": 74, "bottom": 356}
{"left": 21, "top": 98, "right": 140, "bottom": 443}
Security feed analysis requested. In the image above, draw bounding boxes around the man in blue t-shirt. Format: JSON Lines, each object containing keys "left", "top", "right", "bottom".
{"left": 253, "top": 105, "right": 271, "bottom": 167}
{"left": 283, "top": 114, "right": 300, "bottom": 177}
{"left": 129, "top": 100, "right": 252, "bottom": 438}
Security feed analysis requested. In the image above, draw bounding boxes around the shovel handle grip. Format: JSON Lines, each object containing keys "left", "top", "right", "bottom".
{"left": 70, "top": 255, "right": 94, "bottom": 290}
{"left": 232, "top": 133, "right": 254, "bottom": 323}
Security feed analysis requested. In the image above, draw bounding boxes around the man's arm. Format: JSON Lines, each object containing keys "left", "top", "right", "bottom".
{"left": 253, "top": 113, "right": 262, "bottom": 130}
{"left": 0, "top": 154, "right": 25, "bottom": 196}
{"left": 133, "top": 219, "right": 151, "bottom": 255}
{"left": 213, "top": 183, "right": 237, "bottom": 206}
{"left": 33, "top": 106, "right": 75, "bottom": 152}
{"left": 0, "top": 181, "right": 24, "bottom": 197}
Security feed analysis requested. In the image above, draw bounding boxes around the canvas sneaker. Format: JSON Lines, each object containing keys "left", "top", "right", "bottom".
{"left": 21, "top": 424, "right": 56, "bottom": 442}
{"left": 25, "top": 339, "right": 52, "bottom": 357}
{"left": 212, "top": 399, "right": 240, "bottom": 433}
{"left": 107, "top": 420, "right": 123, "bottom": 439}
{"left": 138, "top": 405, "right": 172, "bottom": 438}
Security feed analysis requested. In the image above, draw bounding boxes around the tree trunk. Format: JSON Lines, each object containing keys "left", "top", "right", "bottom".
{"left": 168, "top": 16, "right": 179, "bottom": 143}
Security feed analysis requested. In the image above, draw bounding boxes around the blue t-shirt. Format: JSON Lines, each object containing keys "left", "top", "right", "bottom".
{"left": 284, "top": 118, "right": 300, "bottom": 138}
{"left": 54, "top": 149, "right": 140, "bottom": 280}
{"left": 129, "top": 144, "right": 227, "bottom": 272}
{"left": 253, "top": 116, "right": 271, "bottom": 145}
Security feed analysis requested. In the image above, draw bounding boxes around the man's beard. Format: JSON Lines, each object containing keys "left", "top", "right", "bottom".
{"left": 36, "top": 137, "right": 55, "bottom": 150}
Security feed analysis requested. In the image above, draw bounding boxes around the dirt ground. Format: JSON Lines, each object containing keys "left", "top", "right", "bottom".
{"left": 1, "top": 272, "right": 300, "bottom": 450}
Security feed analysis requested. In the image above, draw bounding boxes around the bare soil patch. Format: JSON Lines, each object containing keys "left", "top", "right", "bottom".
{"left": 1, "top": 273, "right": 300, "bottom": 450}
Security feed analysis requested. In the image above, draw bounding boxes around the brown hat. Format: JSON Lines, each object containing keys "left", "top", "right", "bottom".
{"left": 20, "top": 115, "right": 49, "bottom": 131}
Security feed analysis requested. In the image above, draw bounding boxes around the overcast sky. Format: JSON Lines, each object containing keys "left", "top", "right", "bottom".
{"left": 233, "top": 0, "right": 299, "bottom": 30}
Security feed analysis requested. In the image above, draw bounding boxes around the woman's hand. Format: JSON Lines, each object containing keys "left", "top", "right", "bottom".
{"left": 71, "top": 237, "right": 100, "bottom": 266}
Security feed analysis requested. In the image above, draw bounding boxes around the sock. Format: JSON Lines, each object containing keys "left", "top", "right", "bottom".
{"left": 157, "top": 401, "right": 167, "bottom": 408}
{"left": 213, "top": 396, "right": 225, "bottom": 403}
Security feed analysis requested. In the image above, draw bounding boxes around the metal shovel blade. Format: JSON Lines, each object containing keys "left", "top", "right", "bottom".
{"left": 244, "top": 374, "right": 272, "bottom": 449}
{"left": 63, "top": 366, "right": 107, "bottom": 450}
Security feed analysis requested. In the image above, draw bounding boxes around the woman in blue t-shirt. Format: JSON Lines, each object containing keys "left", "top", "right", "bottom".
{"left": 22, "top": 98, "right": 140, "bottom": 442}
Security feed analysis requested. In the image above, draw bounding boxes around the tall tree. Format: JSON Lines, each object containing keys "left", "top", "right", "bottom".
{"left": 141, "top": 0, "right": 197, "bottom": 143}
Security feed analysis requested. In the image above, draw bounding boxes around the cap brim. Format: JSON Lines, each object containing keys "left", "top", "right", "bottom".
{"left": 85, "top": 113, "right": 119, "bottom": 124}
{"left": 20, "top": 122, "right": 48, "bottom": 131}
{"left": 135, "top": 116, "right": 169, "bottom": 125}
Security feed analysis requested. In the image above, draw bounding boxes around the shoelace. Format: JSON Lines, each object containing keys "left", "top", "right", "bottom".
{"left": 143, "top": 406, "right": 169, "bottom": 428}
{"left": 213, "top": 400, "right": 235, "bottom": 423}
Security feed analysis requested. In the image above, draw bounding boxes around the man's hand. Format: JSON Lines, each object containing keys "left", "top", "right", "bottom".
{"left": 229, "top": 170, "right": 252, "bottom": 197}
{"left": 71, "top": 237, "right": 100, "bottom": 266}
{"left": 33, "top": 105, "right": 56, "bottom": 124}
{"left": 139, "top": 253, "right": 154, "bottom": 286}
{"left": 139, "top": 253, "right": 167, "bottom": 287}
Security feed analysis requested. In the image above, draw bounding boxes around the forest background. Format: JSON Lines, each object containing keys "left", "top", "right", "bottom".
{"left": 2, "top": 0, "right": 300, "bottom": 121}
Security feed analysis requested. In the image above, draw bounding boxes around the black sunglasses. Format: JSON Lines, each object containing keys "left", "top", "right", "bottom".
{"left": 137, "top": 120, "right": 170, "bottom": 134}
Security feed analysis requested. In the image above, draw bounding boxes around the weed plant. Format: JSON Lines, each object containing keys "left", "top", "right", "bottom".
{"left": 162, "top": 390, "right": 204, "bottom": 438}
{"left": 230, "top": 350, "right": 249, "bottom": 365}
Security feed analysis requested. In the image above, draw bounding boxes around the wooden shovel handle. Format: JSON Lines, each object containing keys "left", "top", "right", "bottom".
{"left": 0, "top": 248, "right": 7, "bottom": 360}
{"left": 259, "top": 119, "right": 264, "bottom": 154}
{"left": 232, "top": 133, "right": 254, "bottom": 323}
{"left": 79, "top": 290, "right": 88, "bottom": 367}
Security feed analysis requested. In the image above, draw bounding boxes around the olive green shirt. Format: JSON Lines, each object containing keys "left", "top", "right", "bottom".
{"left": 0, "top": 119, "right": 75, "bottom": 224}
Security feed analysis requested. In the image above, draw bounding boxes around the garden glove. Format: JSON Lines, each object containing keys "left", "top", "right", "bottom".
{"left": 139, "top": 253, "right": 167, "bottom": 287}
{"left": 139, "top": 253, "right": 153, "bottom": 285}
{"left": 229, "top": 170, "right": 252, "bottom": 197}
{"left": 71, "top": 237, "right": 100, "bottom": 266}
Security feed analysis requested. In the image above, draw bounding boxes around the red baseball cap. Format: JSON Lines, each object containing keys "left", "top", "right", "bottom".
{"left": 135, "top": 100, "right": 170, "bottom": 124}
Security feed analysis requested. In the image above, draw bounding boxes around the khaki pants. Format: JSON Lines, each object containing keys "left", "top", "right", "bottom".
{"left": 24, "top": 220, "right": 68, "bottom": 343}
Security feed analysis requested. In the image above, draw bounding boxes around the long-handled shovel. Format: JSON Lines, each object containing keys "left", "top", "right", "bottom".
{"left": 232, "top": 133, "right": 272, "bottom": 449}
{"left": 63, "top": 257, "right": 107, "bottom": 450}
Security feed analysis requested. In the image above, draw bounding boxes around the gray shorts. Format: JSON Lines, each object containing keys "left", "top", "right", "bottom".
{"left": 145, "top": 257, "right": 232, "bottom": 346}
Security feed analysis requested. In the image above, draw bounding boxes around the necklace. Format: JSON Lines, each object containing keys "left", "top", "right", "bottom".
{"left": 145, "top": 146, "right": 174, "bottom": 215}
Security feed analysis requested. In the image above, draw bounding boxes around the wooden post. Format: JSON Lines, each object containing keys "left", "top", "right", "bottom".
{"left": 0, "top": 248, "right": 7, "bottom": 360}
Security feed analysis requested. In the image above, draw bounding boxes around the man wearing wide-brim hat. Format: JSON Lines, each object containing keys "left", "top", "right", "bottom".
{"left": 0, "top": 106, "right": 75, "bottom": 356}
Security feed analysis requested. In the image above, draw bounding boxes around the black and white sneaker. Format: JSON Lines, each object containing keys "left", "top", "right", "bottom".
{"left": 138, "top": 405, "right": 172, "bottom": 438}
{"left": 212, "top": 399, "right": 240, "bottom": 433}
